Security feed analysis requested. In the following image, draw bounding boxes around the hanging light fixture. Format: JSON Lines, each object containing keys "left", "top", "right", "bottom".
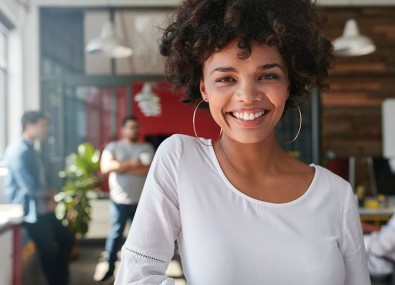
{"left": 333, "top": 18, "right": 376, "bottom": 57}
{"left": 134, "top": 83, "right": 161, "bottom": 117}
{"left": 85, "top": 19, "right": 133, "bottom": 59}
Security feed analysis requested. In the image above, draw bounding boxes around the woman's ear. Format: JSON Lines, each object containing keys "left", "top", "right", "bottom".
{"left": 199, "top": 80, "right": 208, "bottom": 101}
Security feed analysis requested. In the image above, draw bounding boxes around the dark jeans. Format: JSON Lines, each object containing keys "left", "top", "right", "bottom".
{"left": 24, "top": 212, "right": 73, "bottom": 285}
{"left": 105, "top": 202, "right": 138, "bottom": 269}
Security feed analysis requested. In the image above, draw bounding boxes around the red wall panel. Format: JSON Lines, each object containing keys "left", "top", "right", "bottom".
{"left": 131, "top": 81, "right": 221, "bottom": 143}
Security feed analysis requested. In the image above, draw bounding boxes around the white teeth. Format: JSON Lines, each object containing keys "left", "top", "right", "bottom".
{"left": 233, "top": 111, "right": 265, "bottom": 120}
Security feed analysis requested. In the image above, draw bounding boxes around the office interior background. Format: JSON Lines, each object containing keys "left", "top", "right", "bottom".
{"left": 0, "top": 0, "right": 395, "bottom": 200}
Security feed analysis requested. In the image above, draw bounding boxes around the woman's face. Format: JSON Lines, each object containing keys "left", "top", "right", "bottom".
{"left": 200, "top": 40, "right": 290, "bottom": 144}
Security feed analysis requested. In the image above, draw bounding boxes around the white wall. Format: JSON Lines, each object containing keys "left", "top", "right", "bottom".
{"left": 1, "top": 0, "right": 33, "bottom": 142}
{"left": 0, "top": 0, "right": 21, "bottom": 24}
{"left": 0, "top": 0, "right": 30, "bottom": 201}
{"left": 21, "top": 7, "right": 40, "bottom": 113}
{"left": 0, "top": 167, "right": 7, "bottom": 203}
{"left": 8, "top": 27, "right": 24, "bottom": 141}
{"left": 383, "top": 99, "right": 395, "bottom": 158}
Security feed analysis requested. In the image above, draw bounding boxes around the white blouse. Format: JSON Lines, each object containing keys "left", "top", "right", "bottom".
{"left": 115, "top": 134, "right": 370, "bottom": 285}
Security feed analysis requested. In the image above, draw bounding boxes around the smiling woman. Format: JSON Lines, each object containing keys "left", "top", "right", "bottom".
{"left": 114, "top": 0, "right": 370, "bottom": 284}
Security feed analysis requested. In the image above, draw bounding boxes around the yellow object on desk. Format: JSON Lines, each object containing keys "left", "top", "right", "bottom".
{"left": 359, "top": 206, "right": 394, "bottom": 223}
{"left": 363, "top": 197, "right": 380, "bottom": 209}
{"left": 360, "top": 195, "right": 394, "bottom": 222}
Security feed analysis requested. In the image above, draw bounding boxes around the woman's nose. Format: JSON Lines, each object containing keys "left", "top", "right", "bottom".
{"left": 235, "top": 82, "right": 262, "bottom": 103}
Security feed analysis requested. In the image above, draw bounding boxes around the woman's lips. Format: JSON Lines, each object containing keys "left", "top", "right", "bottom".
{"left": 228, "top": 109, "right": 268, "bottom": 128}
{"left": 232, "top": 110, "right": 266, "bottom": 121}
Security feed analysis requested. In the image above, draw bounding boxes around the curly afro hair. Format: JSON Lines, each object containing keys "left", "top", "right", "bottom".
{"left": 159, "top": 0, "right": 334, "bottom": 110}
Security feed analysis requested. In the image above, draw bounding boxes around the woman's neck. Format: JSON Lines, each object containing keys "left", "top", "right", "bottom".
{"left": 214, "top": 135, "right": 288, "bottom": 174}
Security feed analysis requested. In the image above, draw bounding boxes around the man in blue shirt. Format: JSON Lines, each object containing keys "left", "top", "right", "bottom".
{"left": 4, "top": 111, "right": 73, "bottom": 285}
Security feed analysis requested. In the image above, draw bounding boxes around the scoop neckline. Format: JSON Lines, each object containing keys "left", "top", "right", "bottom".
{"left": 203, "top": 138, "right": 318, "bottom": 207}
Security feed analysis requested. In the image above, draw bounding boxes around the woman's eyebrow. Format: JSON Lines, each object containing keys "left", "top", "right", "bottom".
{"left": 209, "top": 63, "right": 283, "bottom": 75}
{"left": 209, "top": 66, "right": 235, "bottom": 75}
{"left": 258, "top": 63, "right": 282, "bottom": 70}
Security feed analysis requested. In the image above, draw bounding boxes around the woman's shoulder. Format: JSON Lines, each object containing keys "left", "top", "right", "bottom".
{"left": 149, "top": 134, "right": 210, "bottom": 177}
{"left": 313, "top": 164, "right": 348, "bottom": 183}
{"left": 156, "top": 134, "right": 212, "bottom": 163}
{"left": 160, "top": 134, "right": 209, "bottom": 149}
{"left": 311, "top": 164, "right": 353, "bottom": 195}
{"left": 155, "top": 134, "right": 191, "bottom": 156}
{"left": 305, "top": 165, "right": 357, "bottom": 215}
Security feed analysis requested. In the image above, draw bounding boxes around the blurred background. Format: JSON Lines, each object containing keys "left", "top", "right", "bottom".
{"left": 1, "top": 0, "right": 395, "bottom": 284}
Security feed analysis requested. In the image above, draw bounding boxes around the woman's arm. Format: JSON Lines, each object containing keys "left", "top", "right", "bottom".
{"left": 341, "top": 186, "right": 371, "bottom": 285}
{"left": 114, "top": 136, "right": 182, "bottom": 285}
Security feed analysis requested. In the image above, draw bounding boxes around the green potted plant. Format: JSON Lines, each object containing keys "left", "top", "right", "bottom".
{"left": 55, "top": 143, "right": 102, "bottom": 237}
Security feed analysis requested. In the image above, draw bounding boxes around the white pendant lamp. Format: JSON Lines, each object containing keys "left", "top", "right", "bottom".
{"left": 333, "top": 19, "right": 376, "bottom": 57}
{"left": 85, "top": 20, "right": 133, "bottom": 59}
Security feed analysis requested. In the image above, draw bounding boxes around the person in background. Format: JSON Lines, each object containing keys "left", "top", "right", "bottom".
{"left": 114, "top": 0, "right": 370, "bottom": 284}
{"left": 363, "top": 217, "right": 395, "bottom": 282}
{"left": 94, "top": 115, "right": 155, "bottom": 282}
{"left": 3, "top": 111, "right": 73, "bottom": 285}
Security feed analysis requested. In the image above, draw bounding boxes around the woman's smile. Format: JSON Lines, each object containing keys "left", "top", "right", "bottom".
{"left": 227, "top": 108, "right": 268, "bottom": 128}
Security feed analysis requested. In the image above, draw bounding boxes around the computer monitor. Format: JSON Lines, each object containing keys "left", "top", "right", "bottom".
{"left": 368, "top": 157, "right": 395, "bottom": 197}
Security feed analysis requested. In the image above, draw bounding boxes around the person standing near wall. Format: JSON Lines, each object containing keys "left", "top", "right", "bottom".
{"left": 94, "top": 115, "right": 155, "bottom": 282}
{"left": 362, "top": 216, "right": 395, "bottom": 281}
{"left": 3, "top": 111, "right": 73, "bottom": 285}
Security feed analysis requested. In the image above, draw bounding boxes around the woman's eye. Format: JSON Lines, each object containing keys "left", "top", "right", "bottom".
{"left": 216, "top": 77, "right": 235, "bottom": 83}
{"left": 260, "top": 74, "right": 278, "bottom": 80}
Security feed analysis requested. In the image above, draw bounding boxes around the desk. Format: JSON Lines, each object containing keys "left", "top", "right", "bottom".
{"left": 0, "top": 205, "right": 24, "bottom": 285}
{"left": 359, "top": 207, "right": 395, "bottom": 222}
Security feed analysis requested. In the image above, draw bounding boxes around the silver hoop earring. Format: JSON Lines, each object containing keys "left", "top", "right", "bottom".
{"left": 284, "top": 103, "right": 302, "bottom": 144}
{"left": 193, "top": 100, "right": 222, "bottom": 145}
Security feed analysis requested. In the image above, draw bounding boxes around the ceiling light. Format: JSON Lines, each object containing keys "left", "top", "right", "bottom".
{"left": 333, "top": 19, "right": 376, "bottom": 57}
{"left": 85, "top": 21, "right": 133, "bottom": 59}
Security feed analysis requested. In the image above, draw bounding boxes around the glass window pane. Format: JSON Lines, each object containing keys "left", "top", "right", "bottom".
{"left": 0, "top": 31, "right": 5, "bottom": 68}
{"left": 0, "top": 25, "right": 7, "bottom": 159}
{"left": 0, "top": 70, "right": 6, "bottom": 159}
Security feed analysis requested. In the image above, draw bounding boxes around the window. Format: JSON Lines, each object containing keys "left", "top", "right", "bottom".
{"left": 0, "top": 23, "right": 7, "bottom": 159}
